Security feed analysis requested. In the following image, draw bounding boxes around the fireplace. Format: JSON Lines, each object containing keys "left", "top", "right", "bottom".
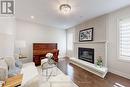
{"left": 78, "top": 47, "right": 94, "bottom": 63}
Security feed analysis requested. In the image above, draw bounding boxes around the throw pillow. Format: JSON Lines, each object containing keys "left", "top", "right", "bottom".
{"left": 0, "top": 58, "right": 8, "bottom": 81}
{"left": 8, "top": 67, "right": 21, "bottom": 77}
{"left": 15, "top": 59, "right": 23, "bottom": 69}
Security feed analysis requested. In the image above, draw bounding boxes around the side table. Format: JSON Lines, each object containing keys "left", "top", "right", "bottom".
{"left": 19, "top": 56, "right": 27, "bottom": 59}
{"left": 19, "top": 56, "right": 27, "bottom": 63}
{"left": 3, "top": 74, "right": 23, "bottom": 87}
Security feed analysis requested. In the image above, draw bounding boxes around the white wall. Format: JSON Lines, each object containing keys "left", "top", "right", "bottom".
{"left": 66, "top": 6, "right": 130, "bottom": 79}
{"left": 107, "top": 6, "right": 130, "bottom": 79}
{"left": 15, "top": 19, "right": 66, "bottom": 62}
{"left": 66, "top": 15, "right": 107, "bottom": 64}
{"left": 0, "top": 18, "right": 15, "bottom": 35}
{"left": 74, "top": 15, "right": 107, "bottom": 42}
{"left": 0, "top": 18, "right": 15, "bottom": 57}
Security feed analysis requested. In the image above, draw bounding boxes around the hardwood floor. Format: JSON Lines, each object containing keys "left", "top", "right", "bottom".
{"left": 57, "top": 58, "right": 130, "bottom": 87}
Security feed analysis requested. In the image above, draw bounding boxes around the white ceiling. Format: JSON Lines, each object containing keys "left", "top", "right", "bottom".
{"left": 15, "top": 0, "right": 130, "bottom": 29}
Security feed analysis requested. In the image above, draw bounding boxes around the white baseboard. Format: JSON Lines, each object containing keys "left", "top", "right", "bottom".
{"left": 108, "top": 68, "right": 130, "bottom": 79}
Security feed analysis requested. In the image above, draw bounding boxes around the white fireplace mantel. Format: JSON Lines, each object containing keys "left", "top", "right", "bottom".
{"left": 73, "top": 41, "right": 107, "bottom": 44}
{"left": 71, "top": 40, "right": 108, "bottom": 78}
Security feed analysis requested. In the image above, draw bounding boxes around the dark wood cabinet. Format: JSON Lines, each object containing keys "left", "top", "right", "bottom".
{"left": 33, "top": 43, "right": 59, "bottom": 66}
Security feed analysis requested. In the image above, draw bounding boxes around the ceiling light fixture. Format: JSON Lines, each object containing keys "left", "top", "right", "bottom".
{"left": 30, "top": 16, "right": 34, "bottom": 19}
{"left": 59, "top": 4, "right": 71, "bottom": 14}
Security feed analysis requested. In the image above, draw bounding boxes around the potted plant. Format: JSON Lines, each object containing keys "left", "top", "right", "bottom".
{"left": 96, "top": 56, "right": 103, "bottom": 68}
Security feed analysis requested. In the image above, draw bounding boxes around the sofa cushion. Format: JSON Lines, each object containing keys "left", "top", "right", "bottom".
{"left": 4, "top": 57, "right": 15, "bottom": 70}
{"left": 0, "top": 58, "right": 8, "bottom": 81}
{"left": 21, "top": 62, "right": 39, "bottom": 87}
{"left": 15, "top": 59, "right": 23, "bottom": 69}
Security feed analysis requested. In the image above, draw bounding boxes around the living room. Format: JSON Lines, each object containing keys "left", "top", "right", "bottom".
{"left": 0, "top": 0, "right": 130, "bottom": 87}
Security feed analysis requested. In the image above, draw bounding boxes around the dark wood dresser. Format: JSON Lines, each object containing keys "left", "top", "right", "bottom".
{"left": 33, "top": 43, "right": 59, "bottom": 66}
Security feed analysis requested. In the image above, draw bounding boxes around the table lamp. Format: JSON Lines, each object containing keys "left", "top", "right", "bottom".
{"left": 15, "top": 40, "right": 26, "bottom": 57}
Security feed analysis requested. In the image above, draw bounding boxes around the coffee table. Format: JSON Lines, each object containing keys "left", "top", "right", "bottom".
{"left": 41, "top": 59, "right": 58, "bottom": 81}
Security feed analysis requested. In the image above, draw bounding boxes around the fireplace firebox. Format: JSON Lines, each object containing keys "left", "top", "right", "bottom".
{"left": 78, "top": 47, "right": 94, "bottom": 63}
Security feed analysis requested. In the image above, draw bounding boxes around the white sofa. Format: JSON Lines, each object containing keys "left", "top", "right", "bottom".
{"left": 0, "top": 58, "right": 8, "bottom": 81}
{"left": 21, "top": 62, "right": 39, "bottom": 87}
{"left": 0, "top": 57, "right": 39, "bottom": 87}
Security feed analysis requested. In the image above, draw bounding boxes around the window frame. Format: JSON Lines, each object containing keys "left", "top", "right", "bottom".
{"left": 117, "top": 17, "right": 130, "bottom": 62}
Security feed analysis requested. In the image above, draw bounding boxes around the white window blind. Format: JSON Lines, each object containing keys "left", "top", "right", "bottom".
{"left": 119, "top": 18, "right": 130, "bottom": 58}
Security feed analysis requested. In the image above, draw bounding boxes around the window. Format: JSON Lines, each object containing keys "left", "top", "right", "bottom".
{"left": 119, "top": 18, "right": 130, "bottom": 60}
{"left": 66, "top": 29, "right": 74, "bottom": 57}
{"left": 67, "top": 33, "right": 73, "bottom": 50}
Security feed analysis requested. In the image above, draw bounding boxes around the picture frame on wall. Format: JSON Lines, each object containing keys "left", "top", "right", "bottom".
{"left": 79, "top": 27, "right": 93, "bottom": 42}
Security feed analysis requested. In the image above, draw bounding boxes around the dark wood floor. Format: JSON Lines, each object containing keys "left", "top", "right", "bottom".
{"left": 57, "top": 58, "right": 130, "bottom": 87}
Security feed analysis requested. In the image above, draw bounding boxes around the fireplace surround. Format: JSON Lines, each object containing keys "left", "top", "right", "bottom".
{"left": 71, "top": 41, "right": 108, "bottom": 78}
{"left": 78, "top": 47, "right": 94, "bottom": 64}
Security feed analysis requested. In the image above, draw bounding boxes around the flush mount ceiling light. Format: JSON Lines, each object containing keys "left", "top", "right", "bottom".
{"left": 30, "top": 16, "right": 34, "bottom": 19}
{"left": 59, "top": 4, "right": 71, "bottom": 14}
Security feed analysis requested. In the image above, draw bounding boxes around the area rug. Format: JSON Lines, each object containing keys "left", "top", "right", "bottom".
{"left": 37, "top": 66, "right": 79, "bottom": 87}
